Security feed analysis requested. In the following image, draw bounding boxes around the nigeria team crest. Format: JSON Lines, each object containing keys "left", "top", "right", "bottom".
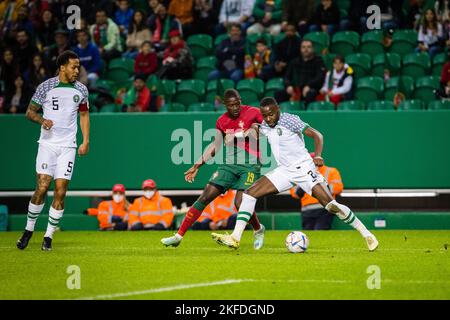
{"left": 73, "top": 95, "right": 80, "bottom": 103}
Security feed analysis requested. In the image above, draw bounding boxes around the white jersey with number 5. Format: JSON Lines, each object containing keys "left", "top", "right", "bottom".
{"left": 31, "top": 76, "right": 89, "bottom": 148}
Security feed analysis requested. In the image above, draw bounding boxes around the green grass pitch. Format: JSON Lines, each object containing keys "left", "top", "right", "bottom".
{"left": 0, "top": 230, "right": 449, "bottom": 300}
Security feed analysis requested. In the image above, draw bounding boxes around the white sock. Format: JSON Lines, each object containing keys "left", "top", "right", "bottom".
{"left": 325, "top": 200, "right": 372, "bottom": 238}
{"left": 231, "top": 193, "right": 257, "bottom": 241}
{"left": 25, "top": 202, "right": 45, "bottom": 232}
{"left": 175, "top": 233, "right": 183, "bottom": 240}
{"left": 44, "top": 207, "right": 64, "bottom": 239}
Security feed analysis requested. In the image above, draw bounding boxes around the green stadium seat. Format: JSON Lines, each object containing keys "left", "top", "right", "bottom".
{"left": 413, "top": 76, "right": 440, "bottom": 102}
{"left": 354, "top": 76, "right": 384, "bottom": 104}
{"left": 367, "top": 100, "right": 395, "bottom": 111}
{"left": 214, "top": 34, "right": 229, "bottom": 46}
{"left": 187, "top": 102, "right": 215, "bottom": 112}
{"left": 157, "top": 79, "right": 177, "bottom": 104}
{"left": 279, "top": 101, "right": 305, "bottom": 112}
{"left": 89, "top": 104, "right": 98, "bottom": 113}
{"left": 162, "top": 102, "right": 186, "bottom": 112}
{"left": 88, "top": 93, "right": 98, "bottom": 107}
{"left": 236, "top": 78, "right": 265, "bottom": 104}
{"left": 432, "top": 53, "right": 447, "bottom": 76}
{"left": 427, "top": 100, "right": 450, "bottom": 110}
{"left": 322, "top": 53, "right": 336, "bottom": 70}
{"left": 273, "top": 32, "right": 286, "bottom": 45}
{"left": 371, "top": 53, "right": 401, "bottom": 77}
{"left": 337, "top": 100, "right": 365, "bottom": 111}
{"left": 390, "top": 30, "right": 418, "bottom": 56}
{"left": 398, "top": 99, "right": 424, "bottom": 111}
{"left": 146, "top": 74, "right": 160, "bottom": 91}
{"left": 99, "top": 103, "right": 118, "bottom": 113}
{"left": 337, "top": 0, "right": 350, "bottom": 11}
{"left": 304, "top": 32, "right": 330, "bottom": 55}
{"left": 94, "top": 79, "right": 114, "bottom": 91}
{"left": 194, "top": 56, "right": 217, "bottom": 82}
{"left": 340, "top": 8, "right": 348, "bottom": 18}
{"left": 187, "top": 34, "right": 213, "bottom": 60}
{"left": 384, "top": 76, "right": 415, "bottom": 101}
{"left": 345, "top": 53, "right": 371, "bottom": 78}
{"left": 248, "top": 101, "right": 260, "bottom": 107}
{"left": 307, "top": 101, "right": 335, "bottom": 111}
{"left": 174, "top": 79, "right": 206, "bottom": 106}
{"left": 109, "top": 57, "right": 135, "bottom": 74}
{"left": 246, "top": 33, "right": 272, "bottom": 55}
{"left": 331, "top": 31, "right": 360, "bottom": 56}
{"left": 106, "top": 69, "right": 131, "bottom": 83}
{"left": 402, "top": 53, "right": 431, "bottom": 77}
{"left": 360, "top": 30, "right": 384, "bottom": 55}
{"left": 264, "top": 78, "right": 284, "bottom": 97}
{"left": 206, "top": 78, "right": 234, "bottom": 102}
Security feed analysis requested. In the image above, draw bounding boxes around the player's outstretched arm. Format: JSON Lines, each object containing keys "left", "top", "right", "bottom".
{"left": 78, "top": 111, "right": 90, "bottom": 156}
{"left": 304, "top": 126, "right": 324, "bottom": 167}
{"left": 26, "top": 103, "right": 53, "bottom": 130}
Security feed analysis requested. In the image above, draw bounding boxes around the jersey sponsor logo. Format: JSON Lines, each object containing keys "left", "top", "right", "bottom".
{"left": 73, "top": 94, "right": 80, "bottom": 103}
{"left": 41, "top": 163, "right": 48, "bottom": 170}
{"left": 277, "top": 128, "right": 283, "bottom": 136}
{"left": 211, "top": 171, "right": 219, "bottom": 180}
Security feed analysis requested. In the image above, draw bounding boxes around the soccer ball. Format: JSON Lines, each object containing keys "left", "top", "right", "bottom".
{"left": 285, "top": 231, "right": 309, "bottom": 253}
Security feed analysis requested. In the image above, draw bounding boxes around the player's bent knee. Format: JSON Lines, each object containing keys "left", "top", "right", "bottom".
{"left": 325, "top": 200, "right": 340, "bottom": 214}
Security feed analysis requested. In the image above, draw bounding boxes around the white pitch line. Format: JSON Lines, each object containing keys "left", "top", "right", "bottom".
{"left": 75, "top": 279, "right": 253, "bottom": 300}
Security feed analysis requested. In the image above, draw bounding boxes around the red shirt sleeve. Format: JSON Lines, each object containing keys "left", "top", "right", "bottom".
{"left": 137, "top": 87, "right": 151, "bottom": 112}
{"left": 216, "top": 118, "right": 224, "bottom": 133}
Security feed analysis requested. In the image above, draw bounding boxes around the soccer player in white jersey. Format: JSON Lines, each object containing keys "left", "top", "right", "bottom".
{"left": 212, "top": 97, "right": 379, "bottom": 252}
{"left": 16, "top": 50, "right": 90, "bottom": 251}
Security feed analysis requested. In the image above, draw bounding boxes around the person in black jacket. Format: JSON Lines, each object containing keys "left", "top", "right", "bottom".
{"left": 208, "top": 23, "right": 245, "bottom": 83}
{"left": 275, "top": 39, "right": 326, "bottom": 106}
{"left": 272, "top": 24, "right": 301, "bottom": 78}
{"left": 308, "top": 0, "right": 340, "bottom": 35}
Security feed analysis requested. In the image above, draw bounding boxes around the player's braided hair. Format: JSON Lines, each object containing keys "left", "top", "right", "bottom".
{"left": 260, "top": 97, "right": 278, "bottom": 108}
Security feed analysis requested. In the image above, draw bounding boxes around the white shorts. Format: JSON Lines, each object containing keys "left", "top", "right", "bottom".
{"left": 265, "top": 160, "right": 325, "bottom": 195}
{"left": 35, "top": 143, "right": 76, "bottom": 180}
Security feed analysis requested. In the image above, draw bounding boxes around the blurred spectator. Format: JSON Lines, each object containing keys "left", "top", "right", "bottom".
{"left": 359, "top": 0, "right": 404, "bottom": 32}
{"left": 157, "top": 29, "right": 193, "bottom": 80}
{"left": 318, "top": 55, "right": 353, "bottom": 106}
{"left": 383, "top": 28, "right": 394, "bottom": 50}
{"left": 216, "top": 0, "right": 255, "bottom": 35}
{"left": 3, "top": 5, "right": 35, "bottom": 44}
{"left": 209, "top": 23, "right": 245, "bottom": 83}
{"left": 275, "top": 40, "right": 326, "bottom": 106}
{"left": 3, "top": 75, "right": 32, "bottom": 114}
{"left": 123, "top": 74, "right": 152, "bottom": 112}
{"left": 24, "top": 53, "right": 50, "bottom": 91}
{"left": 192, "top": 0, "right": 223, "bottom": 35}
{"left": 281, "top": 0, "right": 315, "bottom": 37}
{"left": 247, "top": 0, "right": 283, "bottom": 36}
{"left": 128, "top": 179, "right": 174, "bottom": 231}
{"left": 134, "top": 41, "right": 158, "bottom": 78}
{"left": 0, "top": 0, "right": 26, "bottom": 28}
{"left": 115, "top": 0, "right": 134, "bottom": 36}
{"left": 438, "top": 51, "right": 450, "bottom": 99}
{"left": 244, "top": 38, "right": 273, "bottom": 80}
{"left": 192, "top": 190, "right": 238, "bottom": 230}
{"left": 45, "top": 29, "right": 70, "bottom": 75}
{"left": 35, "top": 9, "right": 59, "bottom": 52}
{"left": 90, "top": 9, "right": 123, "bottom": 62}
{"left": 147, "top": 0, "right": 162, "bottom": 16}
{"left": 73, "top": 29, "right": 101, "bottom": 88}
{"left": 0, "top": 48, "right": 20, "bottom": 103}
{"left": 147, "top": 3, "right": 182, "bottom": 51}
{"left": 406, "top": 0, "right": 427, "bottom": 29}
{"left": 290, "top": 153, "right": 343, "bottom": 230}
{"left": 168, "top": 0, "right": 194, "bottom": 37}
{"left": 13, "top": 29, "right": 39, "bottom": 74}
{"left": 308, "top": 0, "right": 340, "bottom": 35}
{"left": 125, "top": 10, "right": 152, "bottom": 58}
{"left": 272, "top": 24, "right": 301, "bottom": 78}
{"left": 416, "top": 9, "right": 444, "bottom": 58}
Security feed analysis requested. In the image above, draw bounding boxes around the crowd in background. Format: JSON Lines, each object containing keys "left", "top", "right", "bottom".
{"left": 0, "top": 0, "right": 449, "bottom": 114}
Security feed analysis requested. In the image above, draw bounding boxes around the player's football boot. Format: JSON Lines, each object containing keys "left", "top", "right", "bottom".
{"left": 211, "top": 232, "right": 240, "bottom": 249}
{"left": 16, "top": 230, "right": 33, "bottom": 250}
{"left": 161, "top": 234, "right": 182, "bottom": 247}
{"left": 365, "top": 234, "right": 379, "bottom": 252}
{"left": 41, "top": 237, "right": 52, "bottom": 251}
{"left": 253, "top": 224, "right": 265, "bottom": 250}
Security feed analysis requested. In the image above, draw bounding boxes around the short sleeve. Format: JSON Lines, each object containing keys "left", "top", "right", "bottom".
{"left": 254, "top": 108, "right": 263, "bottom": 124}
{"left": 283, "top": 114, "right": 309, "bottom": 134}
{"left": 216, "top": 118, "right": 224, "bottom": 133}
{"left": 75, "top": 82, "right": 89, "bottom": 111}
{"left": 31, "top": 82, "right": 46, "bottom": 107}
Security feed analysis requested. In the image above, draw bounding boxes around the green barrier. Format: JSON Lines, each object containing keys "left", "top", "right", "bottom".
{"left": 0, "top": 205, "right": 8, "bottom": 231}
{"left": 1, "top": 111, "right": 450, "bottom": 190}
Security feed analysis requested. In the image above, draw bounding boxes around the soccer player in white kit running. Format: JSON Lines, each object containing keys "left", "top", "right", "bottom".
{"left": 212, "top": 97, "right": 379, "bottom": 252}
{"left": 16, "top": 50, "right": 90, "bottom": 251}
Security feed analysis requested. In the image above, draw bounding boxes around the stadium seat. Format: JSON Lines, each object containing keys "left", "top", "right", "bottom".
{"left": 402, "top": 53, "right": 431, "bottom": 77}
{"left": 158, "top": 79, "right": 177, "bottom": 103}
{"left": 246, "top": 33, "right": 272, "bottom": 55}
{"left": 236, "top": 78, "right": 265, "bottom": 104}
{"left": 206, "top": 79, "right": 234, "bottom": 102}
{"left": 109, "top": 57, "right": 135, "bottom": 74}
{"left": 99, "top": 103, "right": 118, "bottom": 113}
{"left": 338, "top": 100, "right": 365, "bottom": 111}
{"left": 307, "top": 101, "right": 335, "bottom": 111}
{"left": 187, "top": 34, "right": 213, "bottom": 60}
{"left": 106, "top": 68, "right": 132, "bottom": 83}
{"left": 371, "top": 53, "right": 401, "bottom": 78}
{"left": 272, "top": 32, "right": 286, "bottom": 45}
{"left": 331, "top": 31, "right": 360, "bottom": 56}
{"left": 427, "top": 100, "right": 450, "bottom": 110}
{"left": 94, "top": 79, "right": 115, "bottom": 91}
{"left": 187, "top": 102, "right": 215, "bottom": 112}
{"left": 146, "top": 74, "right": 160, "bottom": 91}
{"left": 360, "top": 30, "right": 384, "bottom": 55}
{"left": 264, "top": 78, "right": 284, "bottom": 97}
{"left": 304, "top": 32, "right": 330, "bottom": 55}
{"left": 162, "top": 102, "right": 186, "bottom": 112}
{"left": 390, "top": 30, "right": 418, "bottom": 56}
{"left": 413, "top": 76, "right": 440, "bottom": 102}
{"left": 354, "top": 76, "right": 384, "bottom": 104}
{"left": 366, "top": 100, "right": 395, "bottom": 111}
{"left": 194, "top": 56, "right": 217, "bottom": 82}
{"left": 89, "top": 104, "right": 98, "bottom": 113}
{"left": 384, "top": 76, "right": 414, "bottom": 101}
{"left": 322, "top": 53, "right": 336, "bottom": 70}
{"left": 214, "top": 34, "right": 229, "bottom": 46}
{"left": 398, "top": 99, "right": 424, "bottom": 111}
{"left": 345, "top": 53, "right": 371, "bottom": 78}
{"left": 174, "top": 79, "right": 206, "bottom": 106}
{"left": 279, "top": 101, "right": 305, "bottom": 112}
{"left": 337, "top": 0, "right": 350, "bottom": 11}
{"left": 432, "top": 53, "right": 447, "bottom": 76}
